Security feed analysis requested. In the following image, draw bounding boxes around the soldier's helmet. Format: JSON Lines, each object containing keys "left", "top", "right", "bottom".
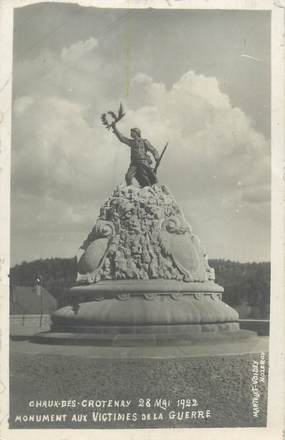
{"left": 131, "top": 127, "right": 141, "bottom": 137}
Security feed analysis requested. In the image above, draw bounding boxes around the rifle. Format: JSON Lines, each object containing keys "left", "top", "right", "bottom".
{"left": 154, "top": 142, "right": 168, "bottom": 174}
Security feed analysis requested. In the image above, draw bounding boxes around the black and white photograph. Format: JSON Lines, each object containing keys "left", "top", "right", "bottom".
{"left": 0, "top": 0, "right": 284, "bottom": 438}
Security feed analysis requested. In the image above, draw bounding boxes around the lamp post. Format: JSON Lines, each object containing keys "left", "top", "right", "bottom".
{"left": 34, "top": 275, "right": 43, "bottom": 327}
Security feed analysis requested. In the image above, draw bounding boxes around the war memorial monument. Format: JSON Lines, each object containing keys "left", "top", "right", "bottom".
{"left": 7, "top": 6, "right": 273, "bottom": 431}
{"left": 34, "top": 104, "right": 246, "bottom": 346}
{"left": 11, "top": 105, "right": 268, "bottom": 430}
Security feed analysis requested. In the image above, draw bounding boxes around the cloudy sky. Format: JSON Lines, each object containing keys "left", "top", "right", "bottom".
{"left": 11, "top": 3, "right": 271, "bottom": 265}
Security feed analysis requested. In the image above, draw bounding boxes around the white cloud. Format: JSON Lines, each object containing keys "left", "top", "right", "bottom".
{"left": 12, "top": 38, "right": 270, "bottom": 262}
{"left": 61, "top": 38, "right": 98, "bottom": 63}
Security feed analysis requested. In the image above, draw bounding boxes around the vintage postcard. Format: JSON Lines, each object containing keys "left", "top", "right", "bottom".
{"left": 0, "top": 0, "right": 284, "bottom": 439}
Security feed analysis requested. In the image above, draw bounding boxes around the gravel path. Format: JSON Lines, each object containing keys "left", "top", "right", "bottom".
{"left": 10, "top": 349, "right": 268, "bottom": 429}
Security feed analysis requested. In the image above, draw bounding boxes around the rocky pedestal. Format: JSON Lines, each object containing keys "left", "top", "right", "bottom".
{"left": 38, "top": 184, "right": 245, "bottom": 344}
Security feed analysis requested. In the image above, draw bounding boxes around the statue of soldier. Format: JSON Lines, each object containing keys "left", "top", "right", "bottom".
{"left": 111, "top": 123, "right": 160, "bottom": 188}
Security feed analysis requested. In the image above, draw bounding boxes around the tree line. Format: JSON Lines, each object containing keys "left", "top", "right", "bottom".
{"left": 211, "top": 259, "right": 270, "bottom": 317}
{"left": 9, "top": 257, "right": 270, "bottom": 314}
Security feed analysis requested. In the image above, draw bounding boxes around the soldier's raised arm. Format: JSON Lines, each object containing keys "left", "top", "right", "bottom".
{"left": 112, "top": 124, "right": 132, "bottom": 147}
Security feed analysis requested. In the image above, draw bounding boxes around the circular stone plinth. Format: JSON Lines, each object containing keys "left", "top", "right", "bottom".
{"left": 52, "top": 296, "right": 238, "bottom": 327}
{"left": 51, "top": 280, "right": 238, "bottom": 332}
{"left": 33, "top": 328, "right": 255, "bottom": 347}
{"left": 50, "top": 280, "right": 239, "bottom": 336}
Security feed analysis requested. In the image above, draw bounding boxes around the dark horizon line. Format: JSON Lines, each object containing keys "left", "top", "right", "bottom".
{"left": 10, "top": 255, "right": 271, "bottom": 269}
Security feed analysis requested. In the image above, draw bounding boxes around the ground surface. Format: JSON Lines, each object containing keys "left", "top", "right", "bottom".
{"left": 9, "top": 329, "right": 269, "bottom": 430}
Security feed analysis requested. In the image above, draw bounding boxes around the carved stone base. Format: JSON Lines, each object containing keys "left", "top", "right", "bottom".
{"left": 51, "top": 280, "right": 239, "bottom": 334}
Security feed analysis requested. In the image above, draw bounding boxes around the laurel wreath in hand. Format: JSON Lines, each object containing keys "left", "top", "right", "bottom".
{"left": 101, "top": 103, "right": 125, "bottom": 130}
